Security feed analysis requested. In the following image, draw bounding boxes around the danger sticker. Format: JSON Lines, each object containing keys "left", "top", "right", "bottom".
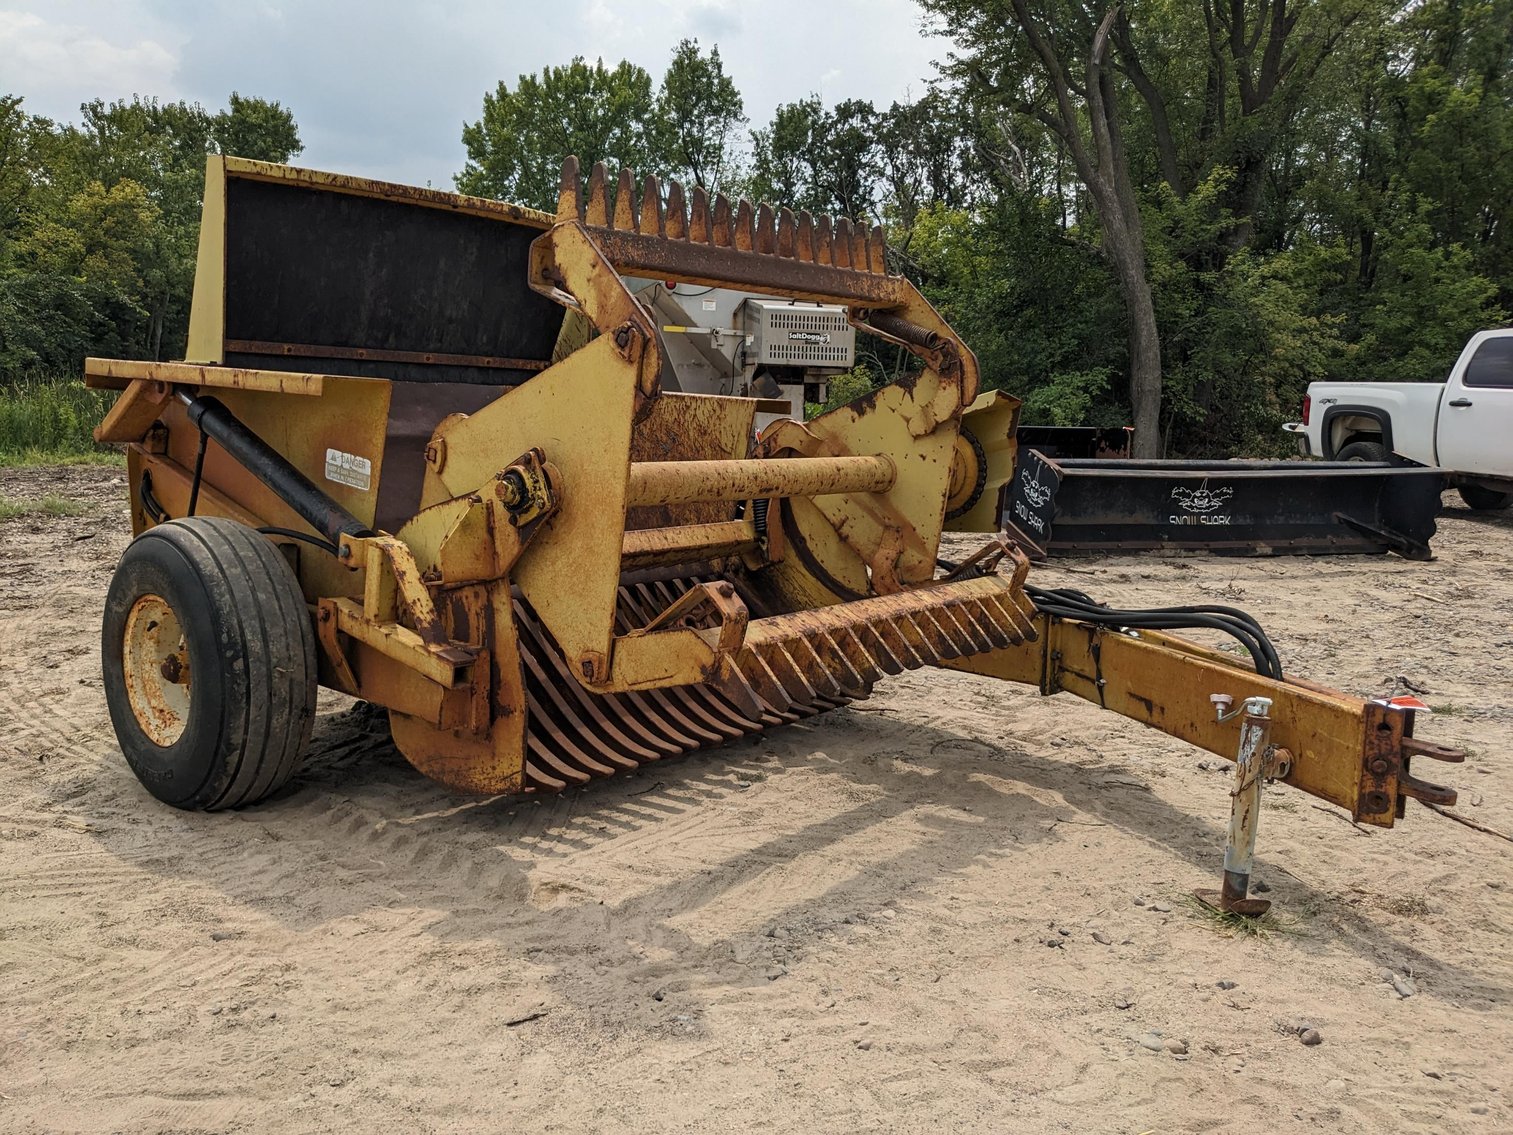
{"left": 325, "top": 448, "right": 372, "bottom": 491}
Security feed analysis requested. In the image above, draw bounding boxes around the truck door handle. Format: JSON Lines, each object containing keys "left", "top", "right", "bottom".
{"left": 1448, "top": 398, "right": 1473, "bottom": 407}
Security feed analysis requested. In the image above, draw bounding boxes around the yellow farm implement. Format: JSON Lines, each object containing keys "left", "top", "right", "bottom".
{"left": 89, "top": 156, "right": 1463, "bottom": 914}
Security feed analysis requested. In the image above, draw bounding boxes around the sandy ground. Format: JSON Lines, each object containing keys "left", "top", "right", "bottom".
{"left": 1, "top": 464, "right": 1510, "bottom": 1134}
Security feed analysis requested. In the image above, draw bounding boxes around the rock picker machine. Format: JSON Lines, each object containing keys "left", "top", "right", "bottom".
{"left": 88, "top": 157, "right": 1463, "bottom": 914}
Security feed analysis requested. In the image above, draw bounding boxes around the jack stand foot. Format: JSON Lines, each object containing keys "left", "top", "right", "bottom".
{"left": 1193, "top": 888, "right": 1271, "bottom": 917}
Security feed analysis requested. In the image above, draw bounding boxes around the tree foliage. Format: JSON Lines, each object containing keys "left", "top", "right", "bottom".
{"left": 0, "top": 92, "right": 300, "bottom": 377}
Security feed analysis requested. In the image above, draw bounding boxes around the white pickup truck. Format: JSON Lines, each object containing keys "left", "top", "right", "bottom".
{"left": 1284, "top": 328, "right": 1513, "bottom": 510}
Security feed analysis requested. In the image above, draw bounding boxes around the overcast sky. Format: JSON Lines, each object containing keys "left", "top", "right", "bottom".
{"left": 2, "top": 0, "right": 953, "bottom": 188}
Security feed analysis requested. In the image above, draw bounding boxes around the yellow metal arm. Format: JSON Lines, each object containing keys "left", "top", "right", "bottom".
{"left": 947, "top": 614, "right": 1462, "bottom": 827}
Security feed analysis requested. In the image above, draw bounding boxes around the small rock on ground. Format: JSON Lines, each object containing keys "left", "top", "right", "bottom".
{"left": 1300, "top": 1029, "right": 1323, "bottom": 1046}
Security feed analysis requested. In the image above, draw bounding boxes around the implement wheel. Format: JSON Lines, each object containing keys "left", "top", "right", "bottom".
{"left": 102, "top": 517, "right": 317, "bottom": 810}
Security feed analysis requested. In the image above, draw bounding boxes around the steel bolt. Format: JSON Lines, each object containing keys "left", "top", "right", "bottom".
{"left": 1370, "top": 758, "right": 1390, "bottom": 776}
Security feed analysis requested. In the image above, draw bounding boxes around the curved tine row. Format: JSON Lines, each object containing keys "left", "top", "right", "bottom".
{"left": 516, "top": 579, "right": 843, "bottom": 795}
{"left": 556, "top": 155, "right": 889, "bottom": 275}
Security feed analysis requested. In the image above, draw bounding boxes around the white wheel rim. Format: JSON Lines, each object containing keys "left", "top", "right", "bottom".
{"left": 123, "top": 594, "right": 192, "bottom": 746}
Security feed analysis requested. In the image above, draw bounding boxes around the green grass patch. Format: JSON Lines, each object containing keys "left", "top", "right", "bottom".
{"left": 0, "top": 377, "right": 117, "bottom": 465}
{"left": 1181, "top": 893, "right": 1300, "bottom": 940}
{"left": 0, "top": 492, "right": 88, "bottom": 519}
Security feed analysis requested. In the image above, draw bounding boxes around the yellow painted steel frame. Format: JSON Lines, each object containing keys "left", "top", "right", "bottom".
{"left": 947, "top": 615, "right": 1460, "bottom": 827}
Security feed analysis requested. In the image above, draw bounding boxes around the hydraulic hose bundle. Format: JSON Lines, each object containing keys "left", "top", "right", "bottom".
{"left": 1024, "top": 584, "right": 1284, "bottom": 681}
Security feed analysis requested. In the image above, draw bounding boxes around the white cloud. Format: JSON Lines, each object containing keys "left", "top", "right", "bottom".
{"left": 0, "top": 8, "right": 183, "bottom": 115}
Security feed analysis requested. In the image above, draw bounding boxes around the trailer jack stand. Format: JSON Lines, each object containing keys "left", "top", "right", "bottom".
{"left": 1195, "top": 696, "right": 1293, "bottom": 917}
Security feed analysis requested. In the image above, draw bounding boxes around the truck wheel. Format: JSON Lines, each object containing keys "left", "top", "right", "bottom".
{"left": 1336, "top": 440, "right": 1387, "bottom": 462}
{"left": 101, "top": 517, "right": 317, "bottom": 810}
{"left": 1458, "top": 485, "right": 1513, "bottom": 511}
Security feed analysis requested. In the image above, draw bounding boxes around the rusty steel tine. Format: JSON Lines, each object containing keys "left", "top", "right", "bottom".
{"left": 815, "top": 215, "right": 833, "bottom": 266}
{"left": 755, "top": 641, "right": 821, "bottom": 704}
{"left": 869, "top": 225, "right": 887, "bottom": 273}
{"left": 977, "top": 600, "right": 1018, "bottom": 650}
{"left": 889, "top": 607, "right": 945, "bottom": 660}
{"left": 586, "top": 162, "right": 610, "bottom": 226}
{"left": 957, "top": 598, "right": 1012, "bottom": 650}
{"left": 705, "top": 661, "right": 775, "bottom": 727}
{"left": 666, "top": 180, "right": 688, "bottom": 239}
{"left": 736, "top": 652, "right": 795, "bottom": 713}
{"left": 885, "top": 611, "right": 934, "bottom": 661}
{"left": 985, "top": 592, "right": 1034, "bottom": 644}
{"left": 854, "top": 621, "right": 907, "bottom": 674}
{"left": 525, "top": 732, "right": 594, "bottom": 785}
{"left": 851, "top": 225, "right": 869, "bottom": 273}
{"left": 523, "top": 591, "right": 681, "bottom": 756}
{"left": 639, "top": 684, "right": 726, "bottom": 745}
{"left": 654, "top": 675, "right": 748, "bottom": 739}
{"left": 913, "top": 607, "right": 965, "bottom": 660}
{"left": 524, "top": 759, "right": 567, "bottom": 793}
{"left": 809, "top": 629, "right": 870, "bottom": 692}
{"left": 734, "top": 199, "right": 755, "bottom": 252}
{"left": 834, "top": 218, "right": 853, "bottom": 268}
{"left": 685, "top": 681, "right": 766, "bottom": 735}
{"left": 557, "top": 155, "right": 583, "bottom": 221}
{"left": 514, "top": 605, "right": 656, "bottom": 765}
{"left": 796, "top": 211, "right": 815, "bottom": 261}
{"left": 712, "top": 193, "right": 733, "bottom": 247}
{"left": 519, "top": 639, "right": 664, "bottom": 762}
{"left": 662, "top": 687, "right": 746, "bottom": 740}
{"left": 532, "top": 641, "right": 674, "bottom": 756}
{"left": 640, "top": 174, "right": 663, "bottom": 235}
{"left": 943, "top": 601, "right": 995, "bottom": 654}
{"left": 970, "top": 594, "right": 1021, "bottom": 648}
{"left": 616, "top": 686, "right": 706, "bottom": 749}
{"left": 529, "top": 684, "right": 629, "bottom": 774}
{"left": 982, "top": 592, "right": 1036, "bottom": 643}
{"left": 833, "top": 625, "right": 886, "bottom": 681}
{"left": 755, "top": 203, "right": 776, "bottom": 254}
{"left": 785, "top": 635, "right": 847, "bottom": 700}
{"left": 613, "top": 167, "right": 636, "bottom": 231}
{"left": 776, "top": 207, "right": 796, "bottom": 257}
{"left": 870, "top": 615, "right": 923, "bottom": 668}
{"left": 933, "top": 600, "right": 985, "bottom": 654}
{"left": 690, "top": 186, "right": 711, "bottom": 243}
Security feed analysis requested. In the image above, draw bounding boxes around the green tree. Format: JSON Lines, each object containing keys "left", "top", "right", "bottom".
{"left": 457, "top": 57, "right": 662, "bottom": 208}
{"left": 210, "top": 92, "right": 302, "bottom": 162}
{"left": 655, "top": 40, "right": 745, "bottom": 193}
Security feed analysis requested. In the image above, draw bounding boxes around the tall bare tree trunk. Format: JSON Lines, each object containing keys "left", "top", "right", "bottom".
{"left": 1004, "top": 1, "right": 1166, "bottom": 456}
{"left": 1098, "top": 199, "right": 1162, "bottom": 457}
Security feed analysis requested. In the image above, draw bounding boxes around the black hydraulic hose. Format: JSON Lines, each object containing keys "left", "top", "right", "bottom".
{"left": 936, "top": 557, "right": 1283, "bottom": 680}
{"left": 257, "top": 526, "right": 341, "bottom": 556}
{"left": 1023, "top": 583, "right": 1284, "bottom": 680}
{"left": 176, "top": 390, "right": 372, "bottom": 547}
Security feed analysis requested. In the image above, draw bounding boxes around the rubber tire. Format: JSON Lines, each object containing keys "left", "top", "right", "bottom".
{"left": 1336, "top": 440, "right": 1387, "bottom": 462}
{"left": 102, "top": 517, "right": 317, "bottom": 810}
{"left": 1459, "top": 484, "right": 1513, "bottom": 511}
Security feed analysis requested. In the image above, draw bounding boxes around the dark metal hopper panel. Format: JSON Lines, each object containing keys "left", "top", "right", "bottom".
{"left": 221, "top": 176, "right": 564, "bottom": 386}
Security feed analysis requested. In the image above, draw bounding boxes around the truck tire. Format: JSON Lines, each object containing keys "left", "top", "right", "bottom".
{"left": 101, "top": 517, "right": 317, "bottom": 810}
{"left": 1336, "top": 440, "right": 1387, "bottom": 462}
{"left": 1458, "top": 485, "right": 1513, "bottom": 511}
